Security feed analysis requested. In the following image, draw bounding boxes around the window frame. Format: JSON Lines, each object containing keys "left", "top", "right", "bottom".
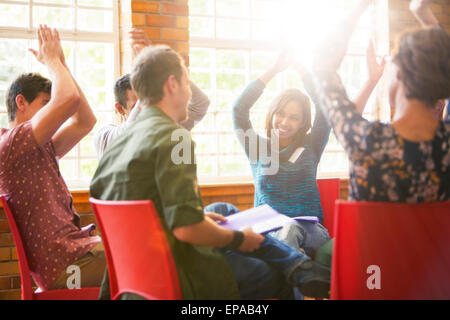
{"left": 189, "top": 0, "right": 390, "bottom": 184}
{"left": 0, "top": 0, "right": 121, "bottom": 189}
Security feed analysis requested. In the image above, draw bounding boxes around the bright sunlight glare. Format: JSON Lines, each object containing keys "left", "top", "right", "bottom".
{"left": 275, "top": 0, "right": 375, "bottom": 69}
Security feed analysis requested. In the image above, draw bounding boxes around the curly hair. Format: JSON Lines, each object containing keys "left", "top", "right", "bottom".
{"left": 393, "top": 27, "right": 450, "bottom": 107}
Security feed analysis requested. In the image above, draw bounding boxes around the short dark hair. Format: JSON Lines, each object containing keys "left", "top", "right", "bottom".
{"left": 393, "top": 27, "right": 450, "bottom": 107}
{"left": 6, "top": 73, "right": 52, "bottom": 122}
{"left": 130, "top": 45, "right": 184, "bottom": 105}
{"left": 114, "top": 73, "right": 132, "bottom": 107}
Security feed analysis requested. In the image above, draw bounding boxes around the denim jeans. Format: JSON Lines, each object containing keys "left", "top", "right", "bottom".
{"left": 205, "top": 202, "right": 312, "bottom": 300}
{"left": 269, "top": 221, "right": 330, "bottom": 257}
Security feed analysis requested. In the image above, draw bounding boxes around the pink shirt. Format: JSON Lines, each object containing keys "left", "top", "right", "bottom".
{"left": 0, "top": 121, "right": 100, "bottom": 290}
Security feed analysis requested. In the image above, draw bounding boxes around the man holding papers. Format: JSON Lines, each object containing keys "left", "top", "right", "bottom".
{"left": 90, "top": 45, "right": 330, "bottom": 299}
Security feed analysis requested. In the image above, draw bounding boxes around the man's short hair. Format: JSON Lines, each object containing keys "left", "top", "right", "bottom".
{"left": 130, "top": 45, "right": 184, "bottom": 105}
{"left": 6, "top": 73, "right": 52, "bottom": 122}
{"left": 114, "top": 73, "right": 132, "bottom": 107}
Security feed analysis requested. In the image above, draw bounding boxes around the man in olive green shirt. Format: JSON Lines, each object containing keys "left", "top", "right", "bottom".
{"left": 90, "top": 45, "right": 331, "bottom": 299}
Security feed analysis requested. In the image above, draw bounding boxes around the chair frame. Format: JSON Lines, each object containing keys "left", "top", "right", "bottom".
{"left": 90, "top": 198, "right": 182, "bottom": 300}
{"left": 0, "top": 194, "right": 99, "bottom": 300}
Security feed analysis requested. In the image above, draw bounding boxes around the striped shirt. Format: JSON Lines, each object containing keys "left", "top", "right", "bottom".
{"left": 232, "top": 76, "right": 330, "bottom": 222}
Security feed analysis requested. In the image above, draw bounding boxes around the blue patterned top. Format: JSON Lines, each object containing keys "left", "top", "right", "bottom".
{"left": 313, "top": 73, "right": 450, "bottom": 202}
{"left": 232, "top": 76, "right": 331, "bottom": 222}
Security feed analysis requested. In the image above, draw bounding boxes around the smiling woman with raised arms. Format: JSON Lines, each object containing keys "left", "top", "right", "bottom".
{"left": 203, "top": 46, "right": 386, "bottom": 258}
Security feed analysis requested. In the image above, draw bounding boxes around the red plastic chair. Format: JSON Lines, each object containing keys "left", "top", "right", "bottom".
{"left": 317, "top": 178, "right": 340, "bottom": 237}
{"left": 90, "top": 198, "right": 182, "bottom": 300}
{"left": 0, "top": 195, "right": 100, "bottom": 300}
{"left": 331, "top": 200, "right": 450, "bottom": 300}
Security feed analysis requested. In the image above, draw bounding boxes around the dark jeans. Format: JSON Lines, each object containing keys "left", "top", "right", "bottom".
{"left": 205, "top": 202, "right": 312, "bottom": 300}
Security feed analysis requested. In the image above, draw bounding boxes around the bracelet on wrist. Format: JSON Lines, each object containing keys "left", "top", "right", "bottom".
{"left": 223, "top": 230, "right": 244, "bottom": 250}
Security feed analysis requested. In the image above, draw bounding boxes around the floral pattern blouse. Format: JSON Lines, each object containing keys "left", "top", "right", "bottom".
{"left": 313, "top": 73, "right": 450, "bottom": 203}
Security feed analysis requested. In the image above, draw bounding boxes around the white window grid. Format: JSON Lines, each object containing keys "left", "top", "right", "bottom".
{"left": 0, "top": 0, "right": 120, "bottom": 189}
{"left": 189, "top": 0, "right": 389, "bottom": 183}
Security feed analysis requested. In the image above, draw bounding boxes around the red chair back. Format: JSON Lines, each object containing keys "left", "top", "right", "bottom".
{"left": 1, "top": 195, "right": 34, "bottom": 300}
{"left": 90, "top": 198, "right": 182, "bottom": 300}
{"left": 0, "top": 194, "right": 99, "bottom": 300}
{"left": 317, "top": 178, "right": 340, "bottom": 236}
{"left": 331, "top": 200, "right": 450, "bottom": 300}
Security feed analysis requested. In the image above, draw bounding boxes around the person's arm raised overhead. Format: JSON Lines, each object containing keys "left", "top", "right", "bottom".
{"left": 129, "top": 28, "right": 152, "bottom": 59}
{"left": 314, "top": 0, "right": 372, "bottom": 77}
{"left": 312, "top": 0, "right": 373, "bottom": 160}
{"left": 232, "top": 50, "right": 291, "bottom": 156}
{"left": 28, "top": 25, "right": 81, "bottom": 148}
{"left": 353, "top": 40, "right": 387, "bottom": 115}
{"left": 51, "top": 31, "right": 97, "bottom": 158}
{"left": 410, "top": 0, "right": 439, "bottom": 27}
{"left": 259, "top": 50, "right": 291, "bottom": 85}
{"left": 179, "top": 81, "right": 210, "bottom": 130}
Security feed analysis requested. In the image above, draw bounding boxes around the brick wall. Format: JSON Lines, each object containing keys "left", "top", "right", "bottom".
{"left": 389, "top": 0, "right": 450, "bottom": 49}
{"left": 120, "top": 0, "right": 190, "bottom": 74}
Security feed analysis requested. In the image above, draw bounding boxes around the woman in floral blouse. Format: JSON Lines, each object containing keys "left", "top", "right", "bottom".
{"left": 312, "top": 0, "right": 450, "bottom": 203}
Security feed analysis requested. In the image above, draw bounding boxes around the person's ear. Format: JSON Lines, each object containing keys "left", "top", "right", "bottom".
{"left": 114, "top": 102, "right": 126, "bottom": 116}
{"left": 15, "top": 94, "right": 28, "bottom": 113}
{"left": 167, "top": 75, "right": 178, "bottom": 94}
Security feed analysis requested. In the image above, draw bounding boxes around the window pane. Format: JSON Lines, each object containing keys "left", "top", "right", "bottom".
{"left": 80, "top": 159, "right": 98, "bottom": 179}
{"left": 190, "top": 72, "right": 211, "bottom": 91}
{"left": 251, "top": 21, "right": 279, "bottom": 41}
{"left": 0, "top": 4, "right": 29, "bottom": 28}
{"left": 251, "top": 0, "right": 279, "bottom": 20}
{"left": 85, "top": 89, "right": 107, "bottom": 111}
{"left": 318, "top": 152, "right": 349, "bottom": 174}
{"left": 219, "top": 134, "right": 242, "bottom": 154}
{"left": 94, "top": 112, "right": 115, "bottom": 130}
{"left": 59, "top": 159, "right": 77, "bottom": 181}
{"left": 0, "top": 113, "right": 8, "bottom": 128}
{"left": 216, "top": 50, "right": 246, "bottom": 70}
{"left": 196, "top": 155, "right": 217, "bottom": 177}
{"left": 192, "top": 134, "right": 216, "bottom": 154}
{"left": 78, "top": 0, "right": 113, "bottom": 7}
{"left": 216, "top": 74, "right": 245, "bottom": 91}
{"left": 216, "top": 113, "right": 234, "bottom": 132}
{"left": 219, "top": 155, "right": 251, "bottom": 176}
{"left": 190, "top": 0, "right": 214, "bottom": 16}
{"left": 190, "top": 17, "right": 214, "bottom": 38}
{"left": 215, "top": 91, "right": 236, "bottom": 111}
{"left": 190, "top": 48, "right": 212, "bottom": 69}
{"left": 216, "top": 0, "right": 249, "bottom": 18}
{"left": 250, "top": 51, "right": 277, "bottom": 72}
{"left": 79, "top": 134, "right": 96, "bottom": 157}
{"left": 33, "top": 6, "right": 73, "bottom": 29}
{"left": 34, "top": 0, "right": 72, "bottom": 5}
{"left": 216, "top": 19, "right": 249, "bottom": 40}
{"left": 77, "top": 9, "right": 113, "bottom": 32}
